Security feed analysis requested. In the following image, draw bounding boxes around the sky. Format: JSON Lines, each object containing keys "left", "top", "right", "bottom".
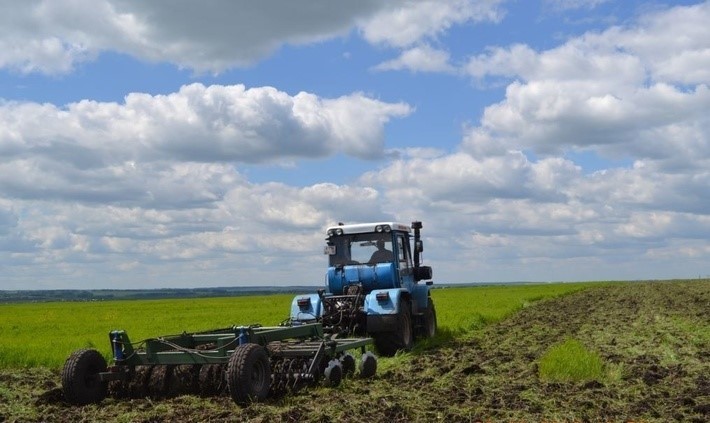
{"left": 0, "top": 0, "right": 708, "bottom": 290}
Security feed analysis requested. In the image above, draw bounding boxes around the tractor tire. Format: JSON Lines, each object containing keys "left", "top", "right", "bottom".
{"left": 226, "top": 343, "right": 271, "bottom": 405}
{"left": 373, "top": 298, "right": 413, "bottom": 357}
{"left": 422, "top": 298, "right": 437, "bottom": 338}
{"left": 61, "top": 349, "right": 108, "bottom": 405}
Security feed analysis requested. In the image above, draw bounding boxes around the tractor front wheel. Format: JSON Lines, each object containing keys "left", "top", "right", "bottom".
{"left": 61, "top": 349, "right": 108, "bottom": 405}
{"left": 226, "top": 343, "right": 271, "bottom": 405}
{"left": 422, "top": 298, "right": 437, "bottom": 338}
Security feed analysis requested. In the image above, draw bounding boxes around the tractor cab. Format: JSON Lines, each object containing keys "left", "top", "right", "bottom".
{"left": 323, "top": 222, "right": 425, "bottom": 295}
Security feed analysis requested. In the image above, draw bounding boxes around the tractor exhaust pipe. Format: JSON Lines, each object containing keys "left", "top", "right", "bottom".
{"left": 412, "top": 221, "right": 422, "bottom": 268}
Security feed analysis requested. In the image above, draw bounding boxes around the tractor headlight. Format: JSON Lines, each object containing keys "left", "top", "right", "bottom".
{"left": 375, "top": 225, "right": 391, "bottom": 233}
{"left": 328, "top": 228, "right": 344, "bottom": 236}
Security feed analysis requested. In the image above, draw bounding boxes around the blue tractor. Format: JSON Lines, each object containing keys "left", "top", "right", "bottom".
{"left": 290, "top": 221, "right": 436, "bottom": 356}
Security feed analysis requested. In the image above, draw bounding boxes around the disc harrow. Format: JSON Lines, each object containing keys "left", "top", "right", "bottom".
{"left": 62, "top": 323, "right": 376, "bottom": 406}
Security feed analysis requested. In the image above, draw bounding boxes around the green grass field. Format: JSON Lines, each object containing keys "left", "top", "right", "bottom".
{"left": 0, "top": 282, "right": 601, "bottom": 369}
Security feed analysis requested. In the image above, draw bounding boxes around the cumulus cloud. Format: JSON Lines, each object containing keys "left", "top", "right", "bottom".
{"left": 0, "top": 81, "right": 410, "bottom": 288}
{"left": 1, "top": 2, "right": 708, "bottom": 289}
{"left": 2, "top": 175, "right": 393, "bottom": 288}
{"left": 359, "top": 0, "right": 504, "bottom": 48}
{"left": 355, "top": 3, "right": 709, "bottom": 282}
{"left": 0, "top": 83, "right": 411, "bottom": 205}
{"left": 0, "top": 0, "right": 502, "bottom": 74}
{"left": 461, "top": 2, "right": 710, "bottom": 170}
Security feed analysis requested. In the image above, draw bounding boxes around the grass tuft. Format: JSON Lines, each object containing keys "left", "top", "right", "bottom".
{"left": 538, "top": 338, "right": 605, "bottom": 382}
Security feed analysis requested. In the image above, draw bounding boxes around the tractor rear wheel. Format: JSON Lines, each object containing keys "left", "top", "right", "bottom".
{"left": 226, "top": 343, "right": 271, "bottom": 405}
{"left": 373, "top": 298, "right": 413, "bottom": 356}
{"left": 61, "top": 349, "right": 108, "bottom": 405}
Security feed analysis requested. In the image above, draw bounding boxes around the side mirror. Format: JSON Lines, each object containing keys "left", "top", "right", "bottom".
{"left": 415, "top": 240, "right": 423, "bottom": 253}
{"left": 414, "top": 266, "right": 432, "bottom": 282}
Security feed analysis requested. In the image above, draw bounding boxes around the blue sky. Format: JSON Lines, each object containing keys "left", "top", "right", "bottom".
{"left": 1, "top": 0, "right": 708, "bottom": 289}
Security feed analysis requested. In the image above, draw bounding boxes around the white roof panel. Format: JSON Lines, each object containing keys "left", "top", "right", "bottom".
{"left": 326, "top": 222, "right": 411, "bottom": 234}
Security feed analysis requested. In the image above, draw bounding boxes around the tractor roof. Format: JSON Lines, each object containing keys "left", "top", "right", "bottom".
{"left": 326, "top": 222, "right": 411, "bottom": 235}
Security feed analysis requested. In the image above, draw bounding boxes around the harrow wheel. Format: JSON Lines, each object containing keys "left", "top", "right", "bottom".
{"left": 227, "top": 343, "right": 272, "bottom": 405}
{"left": 323, "top": 359, "right": 343, "bottom": 387}
{"left": 359, "top": 352, "right": 377, "bottom": 379}
{"left": 340, "top": 353, "right": 356, "bottom": 377}
{"left": 61, "top": 349, "right": 108, "bottom": 405}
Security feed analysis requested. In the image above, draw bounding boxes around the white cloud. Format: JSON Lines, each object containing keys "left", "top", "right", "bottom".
{"left": 0, "top": 0, "right": 502, "bottom": 74}
{"left": 0, "top": 81, "right": 411, "bottom": 288}
{"left": 461, "top": 2, "right": 710, "bottom": 170}
{"left": 0, "top": 83, "right": 411, "bottom": 182}
{"left": 351, "top": 3, "right": 709, "bottom": 283}
{"left": 1, "top": 2, "right": 708, "bottom": 289}
{"left": 373, "top": 44, "right": 455, "bottom": 73}
{"left": 359, "top": 0, "right": 504, "bottom": 48}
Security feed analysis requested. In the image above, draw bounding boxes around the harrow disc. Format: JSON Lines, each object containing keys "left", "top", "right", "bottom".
{"left": 198, "top": 364, "right": 225, "bottom": 396}
{"left": 127, "top": 365, "right": 153, "bottom": 398}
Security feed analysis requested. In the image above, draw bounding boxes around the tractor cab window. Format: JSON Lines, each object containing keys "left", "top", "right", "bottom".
{"left": 327, "top": 233, "right": 394, "bottom": 266}
{"left": 396, "top": 234, "right": 412, "bottom": 270}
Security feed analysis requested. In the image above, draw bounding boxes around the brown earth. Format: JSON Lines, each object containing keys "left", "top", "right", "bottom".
{"left": 1, "top": 280, "right": 708, "bottom": 422}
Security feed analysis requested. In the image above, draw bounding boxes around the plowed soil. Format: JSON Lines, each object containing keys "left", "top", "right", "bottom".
{"left": 1, "top": 281, "right": 708, "bottom": 422}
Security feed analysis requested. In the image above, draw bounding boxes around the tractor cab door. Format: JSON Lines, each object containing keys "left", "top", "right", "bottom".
{"left": 394, "top": 232, "right": 415, "bottom": 291}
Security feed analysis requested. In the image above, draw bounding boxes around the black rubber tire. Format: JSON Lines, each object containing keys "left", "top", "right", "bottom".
{"left": 226, "top": 344, "right": 271, "bottom": 405}
{"left": 323, "top": 360, "right": 343, "bottom": 387}
{"left": 373, "top": 298, "right": 414, "bottom": 357}
{"left": 422, "top": 298, "right": 437, "bottom": 338}
{"left": 61, "top": 349, "right": 108, "bottom": 405}
{"left": 359, "top": 352, "right": 377, "bottom": 379}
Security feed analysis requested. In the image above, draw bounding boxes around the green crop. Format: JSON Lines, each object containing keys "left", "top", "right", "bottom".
{"left": 0, "top": 282, "right": 600, "bottom": 369}
{"left": 0, "top": 295, "right": 293, "bottom": 369}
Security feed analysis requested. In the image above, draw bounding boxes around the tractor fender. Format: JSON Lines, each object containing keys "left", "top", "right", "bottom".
{"left": 409, "top": 284, "right": 431, "bottom": 315}
{"left": 365, "top": 288, "right": 410, "bottom": 333}
{"left": 289, "top": 293, "right": 322, "bottom": 324}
